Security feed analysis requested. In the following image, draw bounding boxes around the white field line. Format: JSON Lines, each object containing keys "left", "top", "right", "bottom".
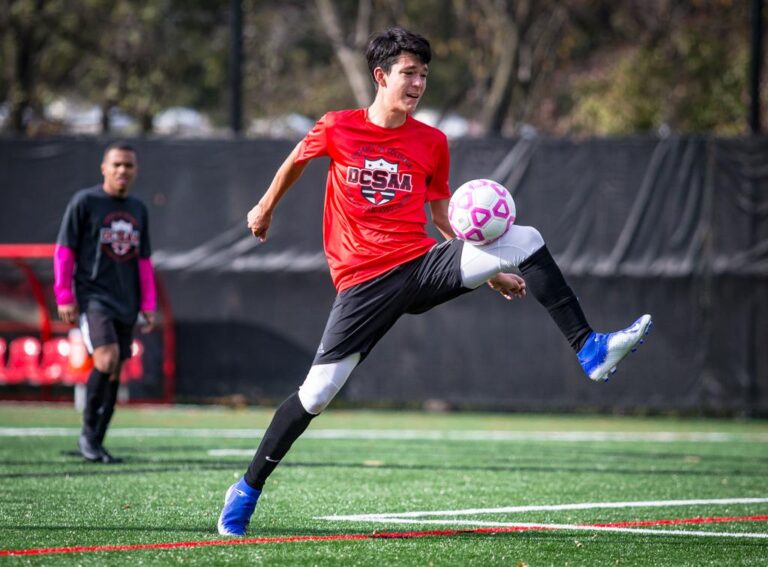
{"left": 319, "top": 497, "right": 768, "bottom": 521}
{"left": 5, "top": 427, "right": 761, "bottom": 443}
{"left": 346, "top": 518, "right": 768, "bottom": 540}
{"left": 317, "top": 498, "right": 768, "bottom": 540}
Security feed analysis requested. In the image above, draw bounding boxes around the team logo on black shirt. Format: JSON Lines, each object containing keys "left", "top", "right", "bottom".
{"left": 99, "top": 212, "right": 140, "bottom": 260}
{"left": 346, "top": 157, "right": 413, "bottom": 205}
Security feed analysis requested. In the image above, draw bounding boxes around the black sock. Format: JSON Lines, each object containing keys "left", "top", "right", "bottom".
{"left": 244, "top": 392, "right": 315, "bottom": 490}
{"left": 95, "top": 378, "right": 120, "bottom": 445}
{"left": 82, "top": 368, "right": 110, "bottom": 442}
{"left": 519, "top": 245, "right": 593, "bottom": 351}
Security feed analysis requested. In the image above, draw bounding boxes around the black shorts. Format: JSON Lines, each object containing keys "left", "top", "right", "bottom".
{"left": 79, "top": 309, "right": 135, "bottom": 361}
{"left": 314, "top": 239, "right": 472, "bottom": 364}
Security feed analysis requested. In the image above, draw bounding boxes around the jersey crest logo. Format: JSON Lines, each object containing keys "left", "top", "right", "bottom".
{"left": 346, "top": 157, "right": 412, "bottom": 206}
{"left": 100, "top": 216, "right": 140, "bottom": 259}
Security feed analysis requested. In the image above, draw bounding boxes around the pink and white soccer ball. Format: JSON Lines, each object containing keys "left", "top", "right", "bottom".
{"left": 448, "top": 179, "right": 516, "bottom": 245}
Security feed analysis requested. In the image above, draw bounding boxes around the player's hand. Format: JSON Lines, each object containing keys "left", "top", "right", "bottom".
{"left": 139, "top": 311, "right": 156, "bottom": 333}
{"left": 57, "top": 303, "right": 79, "bottom": 325}
{"left": 487, "top": 273, "right": 526, "bottom": 300}
{"left": 247, "top": 202, "right": 272, "bottom": 242}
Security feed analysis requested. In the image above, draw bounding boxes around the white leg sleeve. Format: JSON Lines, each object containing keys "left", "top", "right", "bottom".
{"left": 459, "top": 225, "right": 545, "bottom": 289}
{"left": 297, "top": 353, "right": 361, "bottom": 415}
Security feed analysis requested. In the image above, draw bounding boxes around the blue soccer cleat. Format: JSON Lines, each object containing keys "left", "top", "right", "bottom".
{"left": 577, "top": 314, "right": 652, "bottom": 382}
{"left": 217, "top": 477, "right": 261, "bottom": 536}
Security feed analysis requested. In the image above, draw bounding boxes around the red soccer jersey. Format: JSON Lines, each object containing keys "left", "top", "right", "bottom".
{"left": 295, "top": 108, "right": 451, "bottom": 291}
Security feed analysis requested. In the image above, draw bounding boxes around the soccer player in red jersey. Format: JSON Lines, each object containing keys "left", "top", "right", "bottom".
{"left": 218, "top": 27, "right": 651, "bottom": 536}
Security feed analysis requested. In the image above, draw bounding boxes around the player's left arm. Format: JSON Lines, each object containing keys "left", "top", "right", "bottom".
{"left": 429, "top": 198, "right": 455, "bottom": 240}
{"left": 138, "top": 205, "right": 157, "bottom": 333}
{"left": 429, "top": 198, "right": 525, "bottom": 299}
{"left": 138, "top": 257, "right": 157, "bottom": 332}
{"left": 427, "top": 134, "right": 524, "bottom": 299}
{"left": 427, "top": 133, "right": 455, "bottom": 241}
{"left": 487, "top": 273, "right": 526, "bottom": 300}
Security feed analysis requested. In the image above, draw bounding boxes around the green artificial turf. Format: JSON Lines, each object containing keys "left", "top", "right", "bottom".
{"left": 1, "top": 403, "right": 767, "bottom": 566}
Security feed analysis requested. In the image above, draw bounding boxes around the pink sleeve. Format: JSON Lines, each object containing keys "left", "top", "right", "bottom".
{"left": 138, "top": 257, "right": 157, "bottom": 312}
{"left": 53, "top": 245, "right": 76, "bottom": 305}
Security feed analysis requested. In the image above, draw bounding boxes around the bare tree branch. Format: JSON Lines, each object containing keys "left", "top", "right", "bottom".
{"left": 315, "top": 0, "right": 372, "bottom": 107}
{"left": 354, "top": 0, "right": 371, "bottom": 47}
{"left": 476, "top": 0, "right": 521, "bottom": 134}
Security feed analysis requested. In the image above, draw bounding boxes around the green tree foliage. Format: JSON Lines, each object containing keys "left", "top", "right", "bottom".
{"left": 64, "top": 0, "right": 229, "bottom": 133}
{"left": 0, "top": 0, "right": 761, "bottom": 136}
{"left": 569, "top": 0, "right": 750, "bottom": 135}
{"left": 0, "top": 0, "right": 227, "bottom": 134}
{"left": 0, "top": 0, "right": 87, "bottom": 134}
{"left": 241, "top": 0, "right": 345, "bottom": 121}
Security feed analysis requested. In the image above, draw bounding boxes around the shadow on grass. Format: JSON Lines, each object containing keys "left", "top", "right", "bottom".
{"left": 0, "top": 454, "right": 766, "bottom": 480}
{"left": 163, "top": 446, "right": 768, "bottom": 467}
{"left": 68, "top": 443, "right": 768, "bottom": 466}
{"left": 510, "top": 445, "right": 768, "bottom": 465}
{"left": 0, "top": 524, "right": 211, "bottom": 534}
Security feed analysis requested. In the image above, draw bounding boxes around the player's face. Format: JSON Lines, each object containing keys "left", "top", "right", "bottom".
{"left": 101, "top": 149, "right": 137, "bottom": 197}
{"left": 378, "top": 52, "right": 428, "bottom": 115}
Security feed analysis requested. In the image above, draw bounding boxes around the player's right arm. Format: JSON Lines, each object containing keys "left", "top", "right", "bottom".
{"left": 54, "top": 243, "right": 79, "bottom": 323}
{"left": 54, "top": 195, "right": 82, "bottom": 325}
{"left": 57, "top": 302, "right": 79, "bottom": 325}
{"left": 247, "top": 143, "right": 309, "bottom": 242}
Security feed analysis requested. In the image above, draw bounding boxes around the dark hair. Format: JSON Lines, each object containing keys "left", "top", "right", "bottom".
{"left": 103, "top": 141, "right": 136, "bottom": 161}
{"left": 366, "top": 26, "right": 431, "bottom": 82}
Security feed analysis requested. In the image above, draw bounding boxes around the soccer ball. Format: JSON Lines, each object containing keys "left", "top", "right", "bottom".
{"left": 448, "top": 179, "right": 516, "bottom": 245}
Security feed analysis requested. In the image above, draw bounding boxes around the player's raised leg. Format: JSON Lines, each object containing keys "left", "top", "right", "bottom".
{"left": 577, "top": 314, "right": 652, "bottom": 381}
{"left": 459, "top": 224, "right": 651, "bottom": 380}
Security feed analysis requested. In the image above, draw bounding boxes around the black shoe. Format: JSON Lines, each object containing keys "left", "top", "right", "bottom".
{"left": 99, "top": 446, "right": 122, "bottom": 464}
{"left": 78, "top": 435, "right": 103, "bottom": 462}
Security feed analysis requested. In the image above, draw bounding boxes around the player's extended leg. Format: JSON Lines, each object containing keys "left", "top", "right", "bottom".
{"left": 460, "top": 225, "right": 651, "bottom": 381}
{"left": 217, "top": 353, "right": 361, "bottom": 536}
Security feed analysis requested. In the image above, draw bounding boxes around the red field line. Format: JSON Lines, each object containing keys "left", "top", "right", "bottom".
{"left": 1, "top": 515, "right": 766, "bottom": 557}
{"left": 0, "top": 528, "right": 543, "bottom": 557}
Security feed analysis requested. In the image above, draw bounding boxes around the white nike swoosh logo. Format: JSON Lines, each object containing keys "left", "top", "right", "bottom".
{"left": 265, "top": 456, "right": 280, "bottom": 463}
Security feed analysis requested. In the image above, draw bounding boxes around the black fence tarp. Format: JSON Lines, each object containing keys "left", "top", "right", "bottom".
{"left": 1, "top": 136, "right": 766, "bottom": 413}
